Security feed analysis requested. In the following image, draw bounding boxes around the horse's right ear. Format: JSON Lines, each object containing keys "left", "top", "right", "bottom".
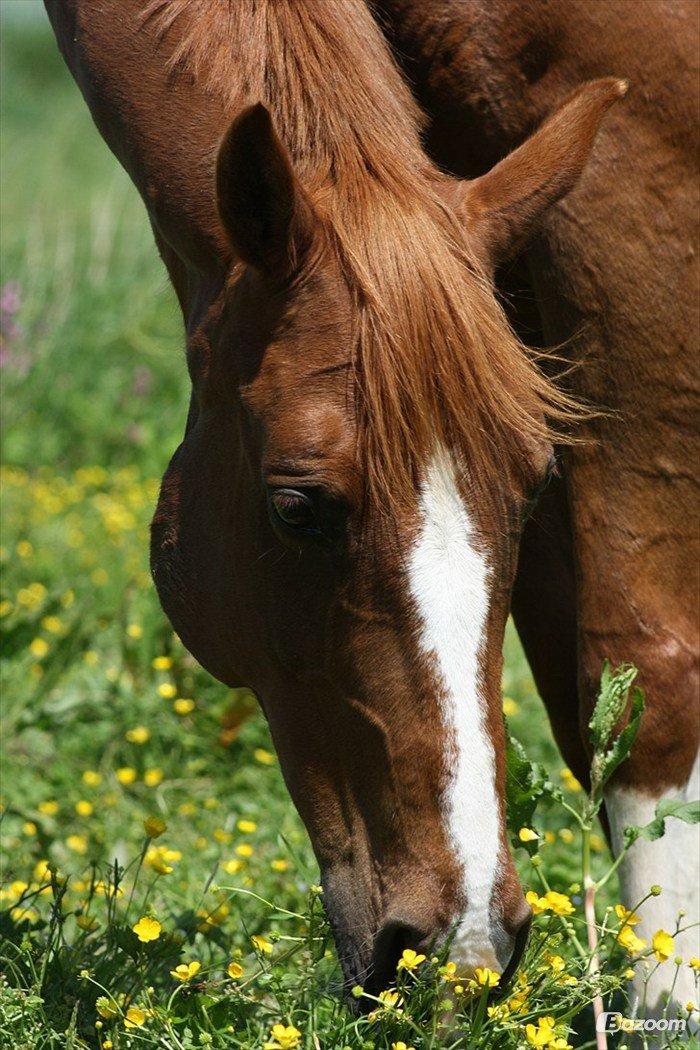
{"left": 216, "top": 103, "right": 312, "bottom": 273}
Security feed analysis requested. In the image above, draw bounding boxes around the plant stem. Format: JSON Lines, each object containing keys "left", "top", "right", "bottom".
{"left": 583, "top": 820, "right": 608, "bottom": 1050}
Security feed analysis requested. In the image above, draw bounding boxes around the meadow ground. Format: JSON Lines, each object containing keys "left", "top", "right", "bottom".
{"left": 1, "top": 7, "right": 697, "bottom": 1049}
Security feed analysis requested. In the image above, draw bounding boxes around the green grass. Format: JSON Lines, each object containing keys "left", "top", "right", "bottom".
{"left": 1, "top": 9, "right": 695, "bottom": 1049}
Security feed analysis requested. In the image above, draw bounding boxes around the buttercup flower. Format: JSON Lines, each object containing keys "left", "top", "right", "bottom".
{"left": 132, "top": 916, "right": 161, "bottom": 943}
{"left": 264, "top": 1024, "right": 301, "bottom": 1050}
{"left": 392, "top": 1044, "right": 416, "bottom": 1050}
{"left": 173, "top": 697, "right": 195, "bottom": 714}
{"left": 143, "top": 768, "right": 163, "bottom": 787}
{"left": 143, "top": 816, "right": 166, "bottom": 838}
{"left": 75, "top": 800, "right": 93, "bottom": 816}
{"left": 237, "top": 819, "right": 257, "bottom": 833}
{"left": 544, "top": 891, "right": 574, "bottom": 916}
{"left": 251, "top": 934, "right": 273, "bottom": 955}
{"left": 82, "top": 770, "right": 102, "bottom": 786}
{"left": 158, "top": 683, "right": 177, "bottom": 699}
{"left": 170, "top": 960, "right": 201, "bottom": 981}
{"left": 526, "top": 890, "right": 548, "bottom": 915}
{"left": 519, "top": 827, "right": 539, "bottom": 843}
{"left": 398, "top": 948, "right": 426, "bottom": 971}
{"left": 116, "top": 767, "right": 137, "bottom": 785}
{"left": 96, "top": 996, "right": 119, "bottom": 1019}
{"left": 152, "top": 656, "right": 172, "bottom": 670}
{"left": 227, "top": 961, "right": 244, "bottom": 979}
{"left": 124, "top": 1006, "right": 147, "bottom": 1029}
{"left": 254, "top": 748, "right": 275, "bottom": 765}
{"left": 617, "top": 924, "right": 648, "bottom": 955}
{"left": 126, "top": 725, "right": 150, "bottom": 744}
{"left": 560, "top": 768, "right": 582, "bottom": 792}
{"left": 652, "top": 929, "right": 674, "bottom": 962}
{"left": 473, "top": 967, "right": 500, "bottom": 988}
{"left": 689, "top": 957, "right": 700, "bottom": 971}
{"left": 525, "top": 1016, "right": 557, "bottom": 1047}
{"left": 615, "top": 904, "right": 640, "bottom": 927}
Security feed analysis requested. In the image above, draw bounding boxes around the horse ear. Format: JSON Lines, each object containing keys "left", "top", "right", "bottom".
{"left": 460, "top": 78, "right": 628, "bottom": 273}
{"left": 216, "top": 102, "right": 312, "bottom": 272}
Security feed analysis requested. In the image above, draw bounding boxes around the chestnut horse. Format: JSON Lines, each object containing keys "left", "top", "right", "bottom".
{"left": 44, "top": 0, "right": 697, "bottom": 1008}
{"left": 373, "top": 0, "right": 700, "bottom": 1012}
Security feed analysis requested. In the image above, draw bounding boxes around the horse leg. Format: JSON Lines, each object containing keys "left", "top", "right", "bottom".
{"left": 510, "top": 473, "right": 591, "bottom": 789}
{"left": 575, "top": 539, "right": 700, "bottom": 1016}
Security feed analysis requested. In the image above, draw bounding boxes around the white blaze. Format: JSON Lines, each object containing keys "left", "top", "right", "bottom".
{"left": 407, "top": 446, "right": 502, "bottom": 970}
{"left": 606, "top": 748, "right": 700, "bottom": 1014}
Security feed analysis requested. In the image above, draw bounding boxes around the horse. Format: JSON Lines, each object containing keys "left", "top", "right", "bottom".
{"left": 372, "top": 0, "right": 700, "bottom": 1012}
{"left": 43, "top": 0, "right": 695, "bottom": 1009}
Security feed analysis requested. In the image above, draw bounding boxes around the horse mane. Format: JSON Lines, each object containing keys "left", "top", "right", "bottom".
{"left": 143, "top": 0, "right": 582, "bottom": 510}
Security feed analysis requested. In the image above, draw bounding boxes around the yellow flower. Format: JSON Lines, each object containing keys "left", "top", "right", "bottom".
{"left": 251, "top": 934, "right": 273, "bottom": 955}
{"left": 143, "top": 816, "right": 167, "bottom": 838}
{"left": 222, "top": 858, "right": 243, "bottom": 875}
{"left": 145, "top": 845, "right": 181, "bottom": 874}
{"left": 235, "top": 843, "right": 254, "bottom": 858}
{"left": 152, "top": 656, "right": 172, "bottom": 670}
{"left": 173, "top": 697, "right": 195, "bottom": 715}
{"left": 41, "top": 616, "right": 64, "bottom": 634}
{"left": 617, "top": 924, "right": 648, "bottom": 955}
{"left": 75, "top": 800, "right": 93, "bottom": 817}
{"left": 126, "top": 726, "right": 150, "bottom": 744}
{"left": 170, "top": 961, "right": 201, "bottom": 982}
{"left": 227, "top": 961, "right": 244, "bottom": 979}
{"left": 34, "top": 859, "right": 51, "bottom": 881}
{"left": 144, "top": 768, "right": 163, "bottom": 787}
{"left": 95, "top": 996, "right": 119, "bottom": 1019}
{"left": 126, "top": 623, "right": 142, "bottom": 639}
{"left": 66, "top": 834, "right": 88, "bottom": 854}
{"left": 214, "top": 828, "right": 232, "bottom": 843}
{"left": 237, "top": 819, "right": 257, "bottom": 834}
{"left": 544, "top": 831, "right": 556, "bottom": 845}
{"left": 526, "top": 890, "right": 548, "bottom": 915}
{"left": 392, "top": 1044, "right": 416, "bottom": 1050}
{"left": 652, "top": 929, "right": 674, "bottom": 962}
{"left": 116, "top": 767, "right": 137, "bottom": 785}
{"left": 590, "top": 833, "right": 605, "bottom": 852}
{"left": 397, "top": 948, "right": 426, "bottom": 971}
{"left": 158, "top": 683, "right": 177, "bottom": 699}
{"left": 689, "top": 957, "right": 700, "bottom": 971}
{"left": 16, "top": 540, "right": 33, "bottom": 559}
{"left": 502, "top": 696, "right": 519, "bottom": 716}
{"left": 124, "top": 1005, "right": 147, "bottom": 1029}
{"left": 83, "top": 650, "right": 99, "bottom": 666}
{"left": 82, "top": 770, "right": 102, "bottom": 786}
{"left": 560, "top": 768, "right": 582, "bottom": 793}
{"left": 615, "top": 904, "right": 640, "bottom": 926}
{"left": 38, "top": 800, "right": 59, "bottom": 816}
{"left": 29, "top": 638, "right": 49, "bottom": 659}
{"left": 544, "top": 891, "right": 575, "bottom": 916}
{"left": 254, "top": 748, "right": 275, "bottom": 765}
{"left": 378, "top": 989, "right": 401, "bottom": 1008}
{"left": 439, "top": 961, "right": 458, "bottom": 981}
{"left": 132, "top": 916, "right": 161, "bottom": 943}
{"left": 271, "top": 859, "right": 289, "bottom": 872}
{"left": 76, "top": 914, "right": 98, "bottom": 931}
{"left": 473, "top": 967, "right": 500, "bottom": 988}
{"left": 558, "top": 828, "right": 574, "bottom": 844}
{"left": 519, "top": 827, "right": 539, "bottom": 843}
{"left": 265, "top": 1024, "right": 301, "bottom": 1050}
{"left": 525, "top": 1016, "right": 557, "bottom": 1047}
{"left": 545, "top": 954, "right": 565, "bottom": 973}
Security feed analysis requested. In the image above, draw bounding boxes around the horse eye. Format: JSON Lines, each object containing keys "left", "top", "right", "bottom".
{"left": 269, "top": 488, "right": 318, "bottom": 532}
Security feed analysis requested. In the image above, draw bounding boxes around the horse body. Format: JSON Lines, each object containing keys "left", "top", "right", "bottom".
{"left": 376, "top": 0, "right": 700, "bottom": 1008}
{"left": 44, "top": 0, "right": 697, "bottom": 1009}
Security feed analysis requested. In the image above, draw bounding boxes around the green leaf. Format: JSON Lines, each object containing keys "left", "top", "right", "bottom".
{"left": 624, "top": 797, "right": 700, "bottom": 846}
{"left": 590, "top": 685, "right": 645, "bottom": 800}
{"left": 505, "top": 733, "right": 551, "bottom": 842}
{"left": 589, "top": 661, "right": 639, "bottom": 752}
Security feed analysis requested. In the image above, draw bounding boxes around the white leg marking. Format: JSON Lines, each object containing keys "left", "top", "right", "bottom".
{"left": 607, "top": 749, "right": 700, "bottom": 1014}
{"left": 408, "top": 446, "right": 503, "bottom": 970}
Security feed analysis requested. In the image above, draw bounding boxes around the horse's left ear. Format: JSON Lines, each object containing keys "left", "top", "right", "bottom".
{"left": 460, "top": 78, "right": 628, "bottom": 273}
{"left": 216, "top": 102, "right": 314, "bottom": 273}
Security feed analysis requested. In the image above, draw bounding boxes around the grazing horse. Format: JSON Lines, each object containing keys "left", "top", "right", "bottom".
{"left": 44, "top": 0, "right": 691, "bottom": 1006}
{"left": 374, "top": 0, "right": 700, "bottom": 1011}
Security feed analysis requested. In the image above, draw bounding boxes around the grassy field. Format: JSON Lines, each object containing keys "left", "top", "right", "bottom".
{"left": 1, "top": 7, "right": 695, "bottom": 1049}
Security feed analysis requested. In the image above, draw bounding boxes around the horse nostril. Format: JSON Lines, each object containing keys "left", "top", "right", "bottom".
{"left": 500, "top": 909, "right": 532, "bottom": 989}
{"left": 367, "top": 919, "right": 427, "bottom": 996}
